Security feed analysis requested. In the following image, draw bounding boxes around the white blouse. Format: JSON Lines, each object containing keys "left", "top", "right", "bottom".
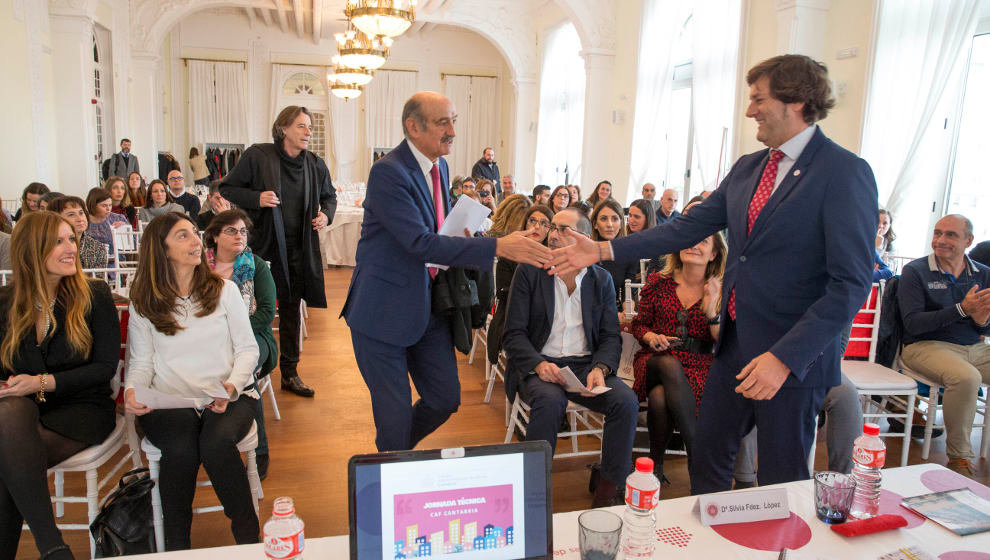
{"left": 125, "top": 280, "right": 260, "bottom": 404}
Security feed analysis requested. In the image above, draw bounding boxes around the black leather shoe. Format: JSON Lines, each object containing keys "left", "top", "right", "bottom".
{"left": 257, "top": 453, "right": 269, "bottom": 481}
{"left": 281, "top": 376, "right": 315, "bottom": 397}
{"left": 39, "top": 544, "right": 74, "bottom": 560}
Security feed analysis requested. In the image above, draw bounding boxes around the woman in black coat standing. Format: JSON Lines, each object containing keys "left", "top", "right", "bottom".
{"left": 0, "top": 212, "right": 121, "bottom": 560}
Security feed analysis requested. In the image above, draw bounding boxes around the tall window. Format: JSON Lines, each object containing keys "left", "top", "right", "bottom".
{"left": 274, "top": 70, "right": 328, "bottom": 162}
{"left": 533, "top": 23, "right": 584, "bottom": 187}
{"left": 93, "top": 34, "right": 105, "bottom": 184}
{"left": 945, "top": 32, "right": 990, "bottom": 243}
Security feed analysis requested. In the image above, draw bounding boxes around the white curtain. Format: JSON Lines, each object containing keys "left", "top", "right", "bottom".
{"left": 187, "top": 60, "right": 248, "bottom": 146}
{"left": 626, "top": 0, "right": 686, "bottom": 196}
{"left": 691, "top": 0, "right": 742, "bottom": 190}
{"left": 331, "top": 96, "right": 361, "bottom": 183}
{"left": 442, "top": 75, "right": 498, "bottom": 179}
{"left": 364, "top": 70, "right": 418, "bottom": 151}
{"left": 534, "top": 23, "right": 585, "bottom": 187}
{"left": 861, "top": 0, "right": 979, "bottom": 254}
{"left": 443, "top": 75, "right": 473, "bottom": 177}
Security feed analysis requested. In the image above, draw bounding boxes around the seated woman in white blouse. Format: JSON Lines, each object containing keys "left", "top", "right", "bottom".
{"left": 123, "top": 212, "right": 260, "bottom": 551}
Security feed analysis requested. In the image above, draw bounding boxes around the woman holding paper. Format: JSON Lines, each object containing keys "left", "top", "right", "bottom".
{"left": 124, "top": 212, "right": 260, "bottom": 550}
{"left": 0, "top": 212, "right": 120, "bottom": 560}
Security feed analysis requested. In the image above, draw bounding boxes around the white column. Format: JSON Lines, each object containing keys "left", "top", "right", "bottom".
{"left": 49, "top": 11, "right": 98, "bottom": 191}
{"left": 580, "top": 48, "right": 615, "bottom": 188}
{"left": 129, "top": 52, "right": 161, "bottom": 181}
{"left": 511, "top": 76, "right": 538, "bottom": 189}
{"left": 776, "top": 0, "right": 830, "bottom": 60}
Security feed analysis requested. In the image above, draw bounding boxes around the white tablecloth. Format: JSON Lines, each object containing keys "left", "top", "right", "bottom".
{"left": 319, "top": 208, "right": 364, "bottom": 267}
{"left": 126, "top": 464, "right": 989, "bottom": 559}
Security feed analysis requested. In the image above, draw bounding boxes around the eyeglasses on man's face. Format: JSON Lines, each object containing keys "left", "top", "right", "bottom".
{"left": 548, "top": 224, "right": 573, "bottom": 234}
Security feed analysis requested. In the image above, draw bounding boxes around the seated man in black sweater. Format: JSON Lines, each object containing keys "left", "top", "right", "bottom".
{"left": 503, "top": 208, "right": 639, "bottom": 507}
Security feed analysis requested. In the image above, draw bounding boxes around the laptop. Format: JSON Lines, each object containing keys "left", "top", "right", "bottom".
{"left": 348, "top": 441, "right": 553, "bottom": 559}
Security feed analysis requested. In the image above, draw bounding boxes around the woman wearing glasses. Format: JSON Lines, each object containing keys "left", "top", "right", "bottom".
{"left": 548, "top": 186, "right": 570, "bottom": 214}
{"left": 487, "top": 204, "right": 555, "bottom": 366}
{"left": 629, "top": 231, "right": 727, "bottom": 483}
{"left": 204, "top": 209, "right": 277, "bottom": 480}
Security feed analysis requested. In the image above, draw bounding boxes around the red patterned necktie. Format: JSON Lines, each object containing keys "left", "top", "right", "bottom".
{"left": 728, "top": 149, "right": 785, "bottom": 320}
{"left": 429, "top": 163, "right": 445, "bottom": 279}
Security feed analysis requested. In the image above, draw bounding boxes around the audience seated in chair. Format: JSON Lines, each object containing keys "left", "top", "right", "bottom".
{"left": 630, "top": 232, "right": 726, "bottom": 484}
{"left": 12, "top": 182, "right": 49, "bottom": 223}
{"left": 138, "top": 179, "right": 188, "bottom": 223}
{"left": 48, "top": 196, "right": 110, "bottom": 270}
{"left": 0, "top": 212, "right": 120, "bottom": 560}
{"left": 84, "top": 188, "right": 129, "bottom": 260}
{"left": 204, "top": 209, "right": 278, "bottom": 480}
{"left": 502, "top": 208, "right": 639, "bottom": 508}
{"left": 898, "top": 214, "right": 990, "bottom": 477}
{"left": 591, "top": 199, "right": 638, "bottom": 308}
{"left": 198, "top": 180, "right": 233, "bottom": 231}
{"left": 124, "top": 212, "right": 261, "bottom": 550}
{"left": 106, "top": 176, "right": 138, "bottom": 228}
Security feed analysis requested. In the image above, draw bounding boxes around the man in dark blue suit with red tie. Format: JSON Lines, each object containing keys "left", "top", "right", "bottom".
{"left": 549, "top": 55, "right": 878, "bottom": 492}
{"left": 342, "top": 91, "right": 552, "bottom": 452}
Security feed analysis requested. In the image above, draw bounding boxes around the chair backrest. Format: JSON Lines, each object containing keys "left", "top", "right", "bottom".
{"left": 639, "top": 259, "right": 650, "bottom": 282}
{"left": 886, "top": 255, "right": 915, "bottom": 276}
{"left": 844, "top": 282, "right": 883, "bottom": 361}
{"left": 0, "top": 269, "right": 11, "bottom": 287}
{"left": 112, "top": 229, "right": 141, "bottom": 268}
{"left": 623, "top": 279, "right": 644, "bottom": 316}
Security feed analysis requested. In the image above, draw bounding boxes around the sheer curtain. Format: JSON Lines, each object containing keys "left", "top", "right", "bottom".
{"left": 443, "top": 75, "right": 473, "bottom": 176}
{"left": 691, "top": 0, "right": 742, "bottom": 190}
{"left": 626, "top": 0, "right": 686, "bottom": 196}
{"left": 861, "top": 0, "right": 979, "bottom": 255}
{"left": 331, "top": 96, "right": 361, "bottom": 183}
{"left": 534, "top": 23, "right": 585, "bottom": 187}
{"left": 364, "top": 70, "right": 418, "bottom": 151}
{"left": 187, "top": 60, "right": 248, "bottom": 146}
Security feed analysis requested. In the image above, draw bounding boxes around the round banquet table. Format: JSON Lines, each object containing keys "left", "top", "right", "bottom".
{"left": 319, "top": 207, "right": 364, "bottom": 267}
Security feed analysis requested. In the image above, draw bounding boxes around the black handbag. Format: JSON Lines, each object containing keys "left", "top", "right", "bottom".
{"left": 90, "top": 467, "right": 157, "bottom": 557}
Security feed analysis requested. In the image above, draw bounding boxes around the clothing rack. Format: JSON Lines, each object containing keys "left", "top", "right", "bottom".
{"left": 203, "top": 142, "right": 246, "bottom": 151}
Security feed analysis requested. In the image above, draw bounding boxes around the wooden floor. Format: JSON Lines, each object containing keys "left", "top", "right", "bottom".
{"left": 16, "top": 267, "right": 990, "bottom": 558}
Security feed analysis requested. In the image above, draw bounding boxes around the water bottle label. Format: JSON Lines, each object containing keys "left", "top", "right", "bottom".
{"left": 853, "top": 447, "right": 885, "bottom": 468}
{"left": 625, "top": 484, "right": 659, "bottom": 510}
{"left": 265, "top": 529, "right": 304, "bottom": 559}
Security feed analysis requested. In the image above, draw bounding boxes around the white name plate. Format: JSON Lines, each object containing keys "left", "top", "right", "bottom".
{"left": 697, "top": 487, "right": 790, "bottom": 526}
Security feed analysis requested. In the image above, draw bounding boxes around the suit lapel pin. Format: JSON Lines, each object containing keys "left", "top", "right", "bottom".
{"left": 793, "top": 169, "right": 801, "bottom": 176}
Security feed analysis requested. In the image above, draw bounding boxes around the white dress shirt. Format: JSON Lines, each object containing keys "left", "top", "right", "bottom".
{"left": 771, "top": 124, "right": 817, "bottom": 195}
{"left": 125, "top": 280, "right": 260, "bottom": 405}
{"left": 408, "top": 140, "right": 438, "bottom": 206}
{"left": 541, "top": 268, "right": 591, "bottom": 358}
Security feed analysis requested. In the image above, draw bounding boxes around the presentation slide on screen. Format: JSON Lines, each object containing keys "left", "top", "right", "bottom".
{"left": 379, "top": 454, "right": 526, "bottom": 559}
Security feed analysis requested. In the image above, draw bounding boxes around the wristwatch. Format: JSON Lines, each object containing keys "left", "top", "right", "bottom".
{"left": 594, "top": 362, "right": 613, "bottom": 377}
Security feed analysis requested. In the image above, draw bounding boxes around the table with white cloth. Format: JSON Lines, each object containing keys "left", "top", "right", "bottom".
{"left": 319, "top": 207, "right": 364, "bottom": 267}
{"left": 125, "top": 464, "right": 989, "bottom": 559}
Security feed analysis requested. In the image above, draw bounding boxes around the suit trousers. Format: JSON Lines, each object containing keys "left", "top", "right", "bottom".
{"left": 351, "top": 312, "right": 461, "bottom": 452}
{"left": 690, "top": 322, "right": 827, "bottom": 494}
{"left": 519, "top": 356, "right": 640, "bottom": 485}
{"left": 276, "top": 264, "right": 306, "bottom": 373}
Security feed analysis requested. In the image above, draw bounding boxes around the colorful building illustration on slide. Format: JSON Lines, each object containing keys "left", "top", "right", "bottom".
{"left": 393, "top": 484, "right": 514, "bottom": 557}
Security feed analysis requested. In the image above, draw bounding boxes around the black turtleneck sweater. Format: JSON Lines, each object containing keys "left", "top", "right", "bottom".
{"left": 277, "top": 141, "right": 310, "bottom": 251}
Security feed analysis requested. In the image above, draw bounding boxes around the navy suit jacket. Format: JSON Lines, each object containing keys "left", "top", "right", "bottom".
{"left": 342, "top": 140, "right": 497, "bottom": 346}
{"left": 502, "top": 263, "right": 621, "bottom": 399}
{"left": 612, "top": 127, "right": 878, "bottom": 389}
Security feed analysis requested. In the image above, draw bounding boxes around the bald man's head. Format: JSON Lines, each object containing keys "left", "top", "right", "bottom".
{"left": 402, "top": 91, "right": 457, "bottom": 160}
{"left": 660, "top": 188, "right": 678, "bottom": 215}
{"left": 642, "top": 183, "right": 656, "bottom": 200}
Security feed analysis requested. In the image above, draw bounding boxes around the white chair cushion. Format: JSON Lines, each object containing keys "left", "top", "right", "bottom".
{"left": 52, "top": 415, "right": 126, "bottom": 472}
{"left": 842, "top": 360, "right": 918, "bottom": 391}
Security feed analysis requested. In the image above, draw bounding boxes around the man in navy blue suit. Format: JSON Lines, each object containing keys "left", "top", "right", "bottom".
{"left": 549, "top": 55, "right": 878, "bottom": 492}
{"left": 341, "top": 92, "right": 552, "bottom": 452}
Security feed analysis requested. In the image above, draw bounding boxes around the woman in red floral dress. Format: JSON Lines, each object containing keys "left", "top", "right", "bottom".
{"left": 630, "top": 232, "right": 727, "bottom": 481}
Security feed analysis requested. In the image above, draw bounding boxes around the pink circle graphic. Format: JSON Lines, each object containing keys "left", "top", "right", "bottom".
{"left": 878, "top": 489, "right": 925, "bottom": 529}
{"left": 711, "top": 512, "right": 812, "bottom": 551}
{"left": 939, "top": 552, "right": 990, "bottom": 560}
{"left": 920, "top": 469, "right": 990, "bottom": 500}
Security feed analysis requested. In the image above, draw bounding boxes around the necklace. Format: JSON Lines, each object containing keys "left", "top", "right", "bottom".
{"left": 34, "top": 297, "right": 57, "bottom": 343}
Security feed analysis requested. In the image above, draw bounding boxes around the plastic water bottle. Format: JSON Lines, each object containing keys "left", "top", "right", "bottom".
{"left": 849, "top": 423, "right": 886, "bottom": 520}
{"left": 264, "top": 497, "right": 305, "bottom": 559}
{"left": 621, "top": 457, "right": 661, "bottom": 558}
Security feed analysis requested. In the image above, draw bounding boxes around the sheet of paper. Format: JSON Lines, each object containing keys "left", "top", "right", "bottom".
{"left": 558, "top": 366, "right": 612, "bottom": 396}
{"left": 206, "top": 381, "right": 230, "bottom": 399}
{"left": 426, "top": 197, "right": 493, "bottom": 271}
{"left": 132, "top": 386, "right": 205, "bottom": 410}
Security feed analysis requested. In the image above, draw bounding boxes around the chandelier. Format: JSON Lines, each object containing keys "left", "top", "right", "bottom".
{"left": 334, "top": 29, "right": 389, "bottom": 70}
{"left": 330, "top": 82, "right": 363, "bottom": 100}
{"left": 345, "top": 0, "right": 416, "bottom": 39}
{"left": 328, "top": 59, "right": 374, "bottom": 86}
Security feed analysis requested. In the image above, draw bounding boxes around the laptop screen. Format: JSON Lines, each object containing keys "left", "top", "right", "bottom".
{"left": 348, "top": 442, "right": 552, "bottom": 559}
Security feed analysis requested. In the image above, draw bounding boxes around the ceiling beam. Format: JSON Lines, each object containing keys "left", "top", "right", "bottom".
{"left": 312, "top": 0, "right": 323, "bottom": 45}
{"left": 244, "top": 7, "right": 256, "bottom": 28}
{"left": 258, "top": 7, "right": 272, "bottom": 27}
{"left": 292, "top": 0, "right": 305, "bottom": 37}
{"left": 275, "top": 0, "right": 289, "bottom": 33}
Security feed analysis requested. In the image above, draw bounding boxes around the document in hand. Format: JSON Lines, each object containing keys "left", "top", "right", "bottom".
{"left": 558, "top": 366, "right": 611, "bottom": 396}
{"left": 426, "top": 196, "right": 493, "bottom": 271}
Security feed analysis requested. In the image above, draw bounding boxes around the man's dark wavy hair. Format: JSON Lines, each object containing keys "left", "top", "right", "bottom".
{"left": 747, "top": 55, "right": 835, "bottom": 125}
